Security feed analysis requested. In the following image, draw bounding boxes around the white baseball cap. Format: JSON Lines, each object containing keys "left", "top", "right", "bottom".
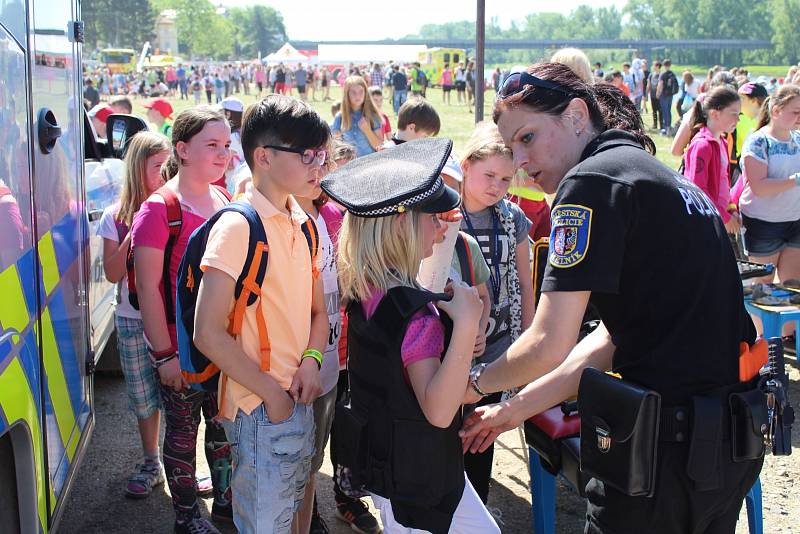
{"left": 220, "top": 96, "right": 244, "bottom": 113}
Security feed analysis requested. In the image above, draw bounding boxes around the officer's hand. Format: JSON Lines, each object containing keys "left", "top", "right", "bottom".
{"left": 438, "top": 282, "right": 482, "bottom": 326}
{"left": 157, "top": 358, "right": 188, "bottom": 391}
{"left": 289, "top": 358, "right": 322, "bottom": 405}
{"left": 459, "top": 402, "right": 521, "bottom": 454}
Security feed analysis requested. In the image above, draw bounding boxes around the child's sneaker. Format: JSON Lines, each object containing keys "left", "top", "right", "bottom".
{"left": 210, "top": 501, "right": 233, "bottom": 524}
{"left": 335, "top": 497, "right": 382, "bottom": 534}
{"left": 124, "top": 459, "right": 164, "bottom": 498}
{"left": 174, "top": 516, "right": 221, "bottom": 534}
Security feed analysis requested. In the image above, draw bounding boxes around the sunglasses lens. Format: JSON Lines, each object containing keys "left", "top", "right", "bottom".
{"left": 499, "top": 73, "right": 522, "bottom": 98}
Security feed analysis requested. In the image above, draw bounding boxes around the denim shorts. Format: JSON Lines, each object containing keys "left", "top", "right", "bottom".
{"left": 742, "top": 214, "right": 800, "bottom": 256}
{"left": 115, "top": 314, "right": 161, "bottom": 419}
{"left": 223, "top": 402, "right": 315, "bottom": 534}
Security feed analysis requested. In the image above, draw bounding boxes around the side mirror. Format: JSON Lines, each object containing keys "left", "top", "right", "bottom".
{"left": 106, "top": 114, "right": 149, "bottom": 159}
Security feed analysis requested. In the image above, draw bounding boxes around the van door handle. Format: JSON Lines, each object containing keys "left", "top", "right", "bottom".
{"left": 88, "top": 209, "right": 103, "bottom": 222}
{"left": 37, "top": 108, "right": 62, "bottom": 154}
{"left": 0, "top": 327, "right": 21, "bottom": 345}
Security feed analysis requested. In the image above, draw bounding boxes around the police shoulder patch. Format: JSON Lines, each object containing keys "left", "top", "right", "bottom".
{"left": 549, "top": 204, "right": 592, "bottom": 268}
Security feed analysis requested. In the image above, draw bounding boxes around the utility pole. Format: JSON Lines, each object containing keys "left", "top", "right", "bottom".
{"left": 475, "top": 0, "right": 485, "bottom": 123}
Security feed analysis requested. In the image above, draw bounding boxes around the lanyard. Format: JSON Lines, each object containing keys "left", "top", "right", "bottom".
{"left": 461, "top": 207, "right": 502, "bottom": 305}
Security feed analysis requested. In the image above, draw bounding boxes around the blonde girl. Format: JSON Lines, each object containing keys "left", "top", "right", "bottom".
{"left": 324, "top": 139, "right": 499, "bottom": 533}
{"left": 331, "top": 75, "right": 383, "bottom": 157}
{"left": 97, "top": 131, "right": 170, "bottom": 498}
{"left": 458, "top": 121, "right": 534, "bottom": 504}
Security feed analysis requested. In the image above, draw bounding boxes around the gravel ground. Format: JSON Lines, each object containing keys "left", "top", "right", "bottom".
{"left": 59, "top": 360, "right": 800, "bottom": 534}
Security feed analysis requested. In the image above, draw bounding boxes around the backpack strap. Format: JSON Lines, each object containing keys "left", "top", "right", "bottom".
{"left": 300, "top": 215, "right": 320, "bottom": 279}
{"left": 454, "top": 232, "right": 475, "bottom": 286}
{"left": 154, "top": 186, "right": 183, "bottom": 325}
{"left": 218, "top": 202, "right": 271, "bottom": 372}
{"left": 213, "top": 184, "right": 232, "bottom": 201}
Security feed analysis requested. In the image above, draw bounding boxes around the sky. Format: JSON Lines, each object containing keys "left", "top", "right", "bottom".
{"left": 216, "top": 0, "right": 629, "bottom": 41}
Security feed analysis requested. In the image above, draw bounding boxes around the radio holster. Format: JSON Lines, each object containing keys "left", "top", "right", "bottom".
{"left": 578, "top": 368, "right": 661, "bottom": 498}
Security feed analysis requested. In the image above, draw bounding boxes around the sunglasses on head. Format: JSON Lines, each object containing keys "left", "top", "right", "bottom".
{"left": 498, "top": 71, "right": 573, "bottom": 100}
{"left": 262, "top": 145, "right": 328, "bottom": 166}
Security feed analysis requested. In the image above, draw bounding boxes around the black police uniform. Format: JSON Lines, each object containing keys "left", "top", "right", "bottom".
{"left": 541, "top": 129, "right": 762, "bottom": 534}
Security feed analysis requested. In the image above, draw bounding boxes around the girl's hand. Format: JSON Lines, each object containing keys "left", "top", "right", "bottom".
{"left": 724, "top": 213, "right": 741, "bottom": 235}
{"left": 437, "top": 209, "right": 463, "bottom": 223}
{"left": 157, "top": 358, "right": 187, "bottom": 391}
{"left": 438, "top": 282, "right": 482, "bottom": 325}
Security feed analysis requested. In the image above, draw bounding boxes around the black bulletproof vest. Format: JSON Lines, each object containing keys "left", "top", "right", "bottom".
{"left": 347, "top": 286, "right": 465, "bottom": 534}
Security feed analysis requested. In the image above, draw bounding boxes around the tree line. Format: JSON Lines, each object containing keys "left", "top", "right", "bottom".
{"left": 82, "top": 0, "right": 798, "bottom": 65}
{"left": 410, "top": 1, "right": 799, "bottom": 66}
{"left": 83, "top": 0, "right": 287, "bottom": 61}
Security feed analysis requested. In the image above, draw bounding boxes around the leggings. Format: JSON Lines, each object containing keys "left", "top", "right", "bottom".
{"left": 160, "top": 385, "right": 232, "bottom": 522}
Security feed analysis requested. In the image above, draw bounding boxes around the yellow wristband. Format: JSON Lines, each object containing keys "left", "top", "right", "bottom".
{"left": 302, "top": 349, "right": 323, "bottom": 369}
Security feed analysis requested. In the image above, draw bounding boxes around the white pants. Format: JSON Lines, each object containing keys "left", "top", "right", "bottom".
{"left": 369, "top": 474, "right": 500, "bottom": 534}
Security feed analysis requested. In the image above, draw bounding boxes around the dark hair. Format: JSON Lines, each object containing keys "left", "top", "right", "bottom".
{"left": 493, "top": 62, "right": 655, "bottom": 154}
{"left": 688, "top": 86, "right": 740, "bottom": 139}
{"left": 109, "top": 95, "right": 133, "bottom": 114}
{"left": 654, "top": 62, "right": 662, "bottom": 68}
{"left": 611, "top": 70, "right": 623, "bottom": 79}
{"left": 663, "top": 59, "right": 672, "bottom": 67}
{"left": 224, "top": 109, "right": 243, "bottom": 132}
{"left": 397, "top": 98, "right": 441, "bottom": 135}
{"left": 241, "top": 94, "right": 331, "bottom": 170}
{"left": 168, "top": 106, "right": 226, "bottom": 169}
{"left": 369, "top": 86, "right": 383, "bottom": 96}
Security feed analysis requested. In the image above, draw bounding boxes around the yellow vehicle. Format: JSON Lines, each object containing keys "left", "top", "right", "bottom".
{"left": 100, "top": 47, "right": 136, "bottom": 74}
{"left": 143, "top": 54, "right": 182, "bottom": 68}
{"left": 418, "top": 47, "right": 465, "bottom": 86}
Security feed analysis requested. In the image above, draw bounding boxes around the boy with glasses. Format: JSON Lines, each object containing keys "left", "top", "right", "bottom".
{"left": 193, "top": 95, "right": 330, "bottom": 532}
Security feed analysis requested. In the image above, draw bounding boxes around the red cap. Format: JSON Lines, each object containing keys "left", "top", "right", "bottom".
{"left": 89, "top": 104, "right": 114, "bottom": 124}
{"left": 144, "top": 98, "right": 174, "bottom": 119}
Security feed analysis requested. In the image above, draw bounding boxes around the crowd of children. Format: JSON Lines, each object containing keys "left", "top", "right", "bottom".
{"left": 97, "top": 47, "right": 800, "bottom": 533}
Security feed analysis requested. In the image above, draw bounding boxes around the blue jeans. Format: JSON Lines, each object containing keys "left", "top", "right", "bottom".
{"left": 222, "top": 402, "right": 316, "bottom": 534}
{"left": 393, "top": 89, "right": 407, "bottom": 114}
{"left": 660, "top": 96, "right": 673, "bottom": 132}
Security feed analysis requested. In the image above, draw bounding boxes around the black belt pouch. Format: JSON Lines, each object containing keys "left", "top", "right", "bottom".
{"left": 578, "top": 368, "right": 662, "bottom": 497}
{"left": 729, "top": 389, "right": 768, "bottom": 462}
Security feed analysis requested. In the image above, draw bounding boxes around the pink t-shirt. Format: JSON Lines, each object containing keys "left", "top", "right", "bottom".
{"left": 441, "top": 69, "right": 453, "bottom": 86}
{"left": 130, "top": 197, "right": 208, "bottom": 345}
{"left": 361, "top": 289, "right": 445, "bottom": 367}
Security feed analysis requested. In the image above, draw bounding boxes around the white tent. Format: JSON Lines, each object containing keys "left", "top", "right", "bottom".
{"left": 264, "top": 43, "right": 311, "bottom": 65}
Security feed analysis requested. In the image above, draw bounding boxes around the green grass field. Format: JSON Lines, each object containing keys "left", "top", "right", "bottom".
{"left": 131, "top": 85, "right": 681, "bottom": 170}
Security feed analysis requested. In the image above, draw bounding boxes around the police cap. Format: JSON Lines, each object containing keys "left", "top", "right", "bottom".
{"left": 320, "top": 137, "right": 460, "bottom": 218}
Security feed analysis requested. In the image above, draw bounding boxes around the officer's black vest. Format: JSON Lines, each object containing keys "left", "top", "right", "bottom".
{"left": 347, "top": 286, "right": 465, "bottom": 534}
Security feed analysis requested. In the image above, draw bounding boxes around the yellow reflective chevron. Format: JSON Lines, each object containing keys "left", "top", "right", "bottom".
{"left": 0, "top": 263, "right": 29, "bottom": 333}
{"left": 38, "top": 232, "right": 59, "bottom": 297}
{"left": 508, "top": 186, "right": 546, "bottom": 202}
{"left": 39, "top": 307, "right": 78, "bottom": 461}
{"left": 0, "top": 358, "right": 47, "bottom": 528}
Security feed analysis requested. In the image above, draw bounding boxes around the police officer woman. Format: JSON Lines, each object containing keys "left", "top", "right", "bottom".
{"left": 459, "top": 63, "right": 762, "bottom": 534}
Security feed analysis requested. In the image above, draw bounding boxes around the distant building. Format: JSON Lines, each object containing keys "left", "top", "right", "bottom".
{"left": 154, "top": 9, "right": 178, "bottom": 55}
